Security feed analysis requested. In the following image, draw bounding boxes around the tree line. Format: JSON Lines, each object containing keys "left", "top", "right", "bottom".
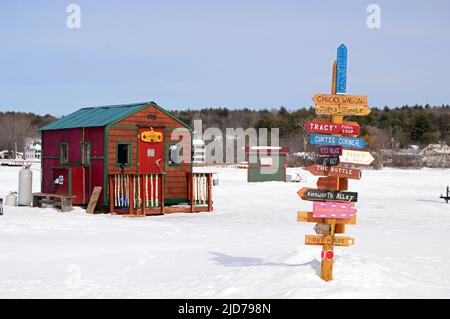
{"left": 173, "top": 104, "right": 450, "bottom": 153}
{"left": 0, "top": 112, "right": 55, "bottom": 152}
{"left": 1, "top": 105, "right": 448, "bottom": 155}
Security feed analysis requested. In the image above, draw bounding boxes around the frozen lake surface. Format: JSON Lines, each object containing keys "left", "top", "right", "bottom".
{"left": 0, "top": 165, "right": 449, "bottom": 298}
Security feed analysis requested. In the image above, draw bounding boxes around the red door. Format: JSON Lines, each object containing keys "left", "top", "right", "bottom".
{"left": 138, "top": 128, "right": 164, "bottom": 174}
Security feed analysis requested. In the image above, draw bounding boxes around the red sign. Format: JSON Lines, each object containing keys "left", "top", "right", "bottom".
{"left": 305, "top": 120, "right": 360, "bottom": 136}
{"left": 319, "top": 146, "right": 342, "bottom": 156}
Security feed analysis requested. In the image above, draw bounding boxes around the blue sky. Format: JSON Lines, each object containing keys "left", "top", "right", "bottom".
{"left": 1, "top": 0, "right": 449, "bottom": 115}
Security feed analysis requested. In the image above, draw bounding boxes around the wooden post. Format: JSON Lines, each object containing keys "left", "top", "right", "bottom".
{"left": 305, "top": 44, "right": 364, "bottom": 282}
{"left": 109, "top": 175, "right": 114, "bottom": 214}
{"left": 140, "top": 175, "right": 145, "bottom": 216}
{"left": 320, "top": 218, "right": 335, "bottom": 281}
{"left": 160, "top": 174, "right": 165, "bottom": 213}
{"left": 207, "top": 173, "right": 213, "bottom": 212}
{"left": 189, "top": 173, "right": 195, "bottom": 213}
{"left": 331, "top": 60, "right": 344, "bottom": 124}
{"left": 320, "top": 59, "right": 342, "bottom": 282}
{"left": 129, "top": 174, "right": 135, "bottom": 215}
{"left": 87, "top": 186, "right": 102, "bottom": 214}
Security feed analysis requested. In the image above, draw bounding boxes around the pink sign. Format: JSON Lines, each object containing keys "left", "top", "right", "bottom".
{"left": 312, "top": 202, "right": 357, "bottom": 219}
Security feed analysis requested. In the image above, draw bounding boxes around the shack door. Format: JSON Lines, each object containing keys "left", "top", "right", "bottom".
{"left": 138, "top": 128, "right": 164, "bottom": 174}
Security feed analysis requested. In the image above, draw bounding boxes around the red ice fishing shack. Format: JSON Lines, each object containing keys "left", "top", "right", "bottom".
{"left": 40, "top": 101, "right": 213, "bottom": 215}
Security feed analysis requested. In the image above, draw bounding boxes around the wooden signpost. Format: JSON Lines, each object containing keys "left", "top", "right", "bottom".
{"left": 297, "top": 187, "right": 358, "bottom": 202}
{"left": 305, "top": 235, "right": 355, "bottom": 246}
{"left": 304, "top": 165, "right": 362, "bottom": 180}
{"left": 317, "top": 176, "right": 347, "bottom": 191}
{"left": 339, "top": 149, "right": 375, "bottom": 166}
{"left": 297, "top": 44, "right": 370, "bottom": 281}
{"left": 310, "top": 134, "right": 366, "bottom": 149}
{"left": 318, "top": 156, "right": 340, "bottom": 166}
{"left": 312, "top": 202, "right": 357, "bottom": 218}
{"left": 312, "top": 94, "right": 368, "bottom": 107}
{"left": 305, "top": 120, "right": 360, "bottom": 136}
{"left": 319, "top": 146, "right": 343, "bottom": 156}
{"left": 297, "top": 211, "right": 357, "bottom": 225}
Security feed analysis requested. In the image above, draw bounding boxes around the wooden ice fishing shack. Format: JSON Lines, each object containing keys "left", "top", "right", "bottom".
{"left": 40, "top": 102, "right": 213, "bottom": 215}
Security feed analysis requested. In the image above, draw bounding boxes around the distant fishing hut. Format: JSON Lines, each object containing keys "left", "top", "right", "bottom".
{"left": 245, "top": 146, "right": 290, "bottom": 182}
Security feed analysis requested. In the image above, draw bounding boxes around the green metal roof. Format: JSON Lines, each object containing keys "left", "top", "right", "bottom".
{"left": 40, "top": 101, "right": 192, "bottom": 130}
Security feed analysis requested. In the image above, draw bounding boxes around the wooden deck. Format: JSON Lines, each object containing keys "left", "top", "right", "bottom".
{"left": 108, "top": 172, "right": 213, "bottom": 216}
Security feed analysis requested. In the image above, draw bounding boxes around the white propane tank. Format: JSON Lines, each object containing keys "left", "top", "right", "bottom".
{"left": 18, "top": 165, "right": 33, "bottom": 206}
{"left": 5, "top": 192, "right": 17, "bottom": 206}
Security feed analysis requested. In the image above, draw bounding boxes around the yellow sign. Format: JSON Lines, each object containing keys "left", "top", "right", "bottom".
{"left": 140, "top": 130, "right": 163, "bottom": 143}
{"left": 305, "top": 235, "right": 355, "bottom": 246}
{"left": 313, "top": 93, "right": 370, "bottom": 116}
{"left": 312, "top": 94, "right": 368, "bottom": 106}
{"left": 297, "top": 211, "right": 357, "bottom": 225}
{"left": 315, "top": 105, "right": 370, "bottom": 116}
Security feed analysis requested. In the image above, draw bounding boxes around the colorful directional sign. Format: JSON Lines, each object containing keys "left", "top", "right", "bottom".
{"left": 310, "top": 134, "right": 366, "bottom": 149}
{"left": 305, "top": 235, "right": 355, "bottom": 247}
{"left": 297, "top": 211, "right": 357, "bottom": 225}
{"left": 315, "top": 104, "right": 371, "bottom": 116}
{"left": 339, "top": 149, "right": 375, "bottom": 166}
{"left": 318, "top": 156, "right": 340, "bottom": 166}
{"left": 297, "top": 187, "right": 358, "bottom": 202}
{"left": 297, "top": 44, "right": 367, "bottom": 282}
{"left": 317, "top": 176, "right": 347, "bottom": 191}
{"left": 313, "top": 202, "right": 357, "bottom": 219}
{"left": 306, "top": 120, "right": 360, "bottom": 136}
{"left": 312, "top": 94, "right": 367, "bottom": 107}
{"left": 312, "top": 92, "right": 370, "bottom": 117}
{"left": 319, "top": 146, "right": 343, "bottom": 156}
{"left": 304, "top": 165, "right": 362, "bottom": 180}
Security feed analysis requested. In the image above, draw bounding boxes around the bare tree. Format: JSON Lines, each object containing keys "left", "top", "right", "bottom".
{"left": 0, "top": 113, "right": 34, "bottom": 152}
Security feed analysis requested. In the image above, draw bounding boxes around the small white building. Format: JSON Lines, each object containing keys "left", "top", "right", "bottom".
{"left": 193, "top": 139, "right": 206, "bottom": 165}
{"left": 421, "top": 144, "right": 450, "bottom": 167}
{"left": 24, "top": 142, "right": 41, "bottom": 161}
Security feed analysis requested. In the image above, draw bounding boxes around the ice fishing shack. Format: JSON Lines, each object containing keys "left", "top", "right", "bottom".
{"left": 40, "top": 102, "right": 213, "bottom": 215}
{"left": 245, "top": 146, "right": 290, "bottom": 182}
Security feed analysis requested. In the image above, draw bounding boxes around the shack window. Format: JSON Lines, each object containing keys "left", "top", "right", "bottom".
{"left": 116, "top": 143, "right": 131, "bottom": 167}
{"left": 59, "top": 143, "right": 69, "bottom": 164}
{"left": 82, "top": 142, "right": 91, "bottom": 165}
{"left": 168, "top": 144, "right": 182, "bottom": 166}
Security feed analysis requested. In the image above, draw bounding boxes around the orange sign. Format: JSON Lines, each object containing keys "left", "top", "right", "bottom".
{"left": 317, "top": 176, "right": 348, "bottom": 191}
{"left": 297, "top": 211, "right": 357, "bottom": 225}
{"left": 305, "top": 165, "right": 362, "bottom": 180}
{"left": 305, "top": 235, "right": 355, "bottom": 246}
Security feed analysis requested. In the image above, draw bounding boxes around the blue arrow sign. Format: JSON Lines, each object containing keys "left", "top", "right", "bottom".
{"left": 336, "top": 44, "right": 347, "bottom": 94}
{"left": 310, "top": 133, "right": 365, "bottom": 149}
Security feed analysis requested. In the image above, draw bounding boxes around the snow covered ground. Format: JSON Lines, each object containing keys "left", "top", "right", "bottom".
{"left": 0, "top": 164, "right": 449, "bottom": 298}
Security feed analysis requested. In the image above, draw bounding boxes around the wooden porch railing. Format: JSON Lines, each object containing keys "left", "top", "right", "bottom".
{"left": 187, "top": 172, "right": 213, "bottom": 213}
{"left": 108, "top": 173, "right": 165, "bottom": 216}
{"left": 108, "top": 172, "right": 213, "bottom": 215}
